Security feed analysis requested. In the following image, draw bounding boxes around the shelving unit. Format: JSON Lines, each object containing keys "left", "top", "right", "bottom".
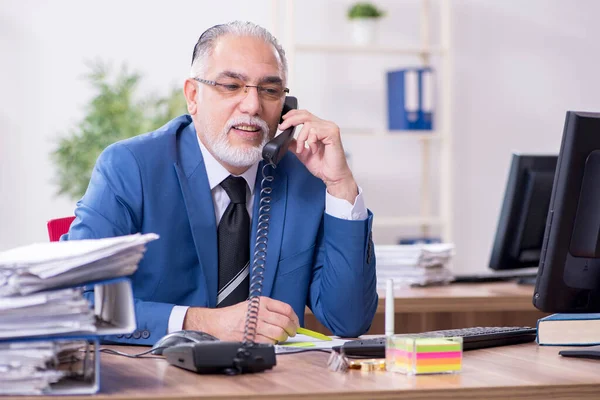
{"left": 271, "top": 0, "right": 453, "bottom": 243}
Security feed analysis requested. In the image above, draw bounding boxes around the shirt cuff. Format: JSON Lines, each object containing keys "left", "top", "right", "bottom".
{"left": 168, "top": 305, "right": 190, "bottom": 333}
{"left": 325, "top": 186, "right": 368, "bottom": 220}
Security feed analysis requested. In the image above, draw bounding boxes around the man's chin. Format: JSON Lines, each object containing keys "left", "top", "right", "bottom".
{"left": 225, "top": 133, "right": 269, "bottom": 152}
{"left": 216, "top": 145, "right": 264, "bottom": 167}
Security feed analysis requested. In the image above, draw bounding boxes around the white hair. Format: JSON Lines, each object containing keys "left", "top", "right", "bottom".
{"left": 190, "top": 21, "right": 288, "bottom": 83}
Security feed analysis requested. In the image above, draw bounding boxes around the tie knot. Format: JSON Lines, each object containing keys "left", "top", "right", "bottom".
{"left": 221, "top": 175, "right": 247, "bottom": 204}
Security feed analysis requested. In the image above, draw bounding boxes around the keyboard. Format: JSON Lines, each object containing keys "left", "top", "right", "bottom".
{"left": 333, "top": 326, "right": 537, "bottom": 358}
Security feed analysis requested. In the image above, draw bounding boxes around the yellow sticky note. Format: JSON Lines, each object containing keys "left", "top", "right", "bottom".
{"left": 296, "top": 327, "right": 332, "bottom": 341}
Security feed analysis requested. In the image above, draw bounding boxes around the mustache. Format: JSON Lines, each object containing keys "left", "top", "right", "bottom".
{"left": 224, "top": 116, "right": 270, "bottom": 136}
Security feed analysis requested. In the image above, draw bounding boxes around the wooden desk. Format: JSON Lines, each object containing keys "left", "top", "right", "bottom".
{"left": 9, "top": 343, "right": 600, "bottom": 399}
{"left": 305, "top": 282, "right": 549, "bottom": 335}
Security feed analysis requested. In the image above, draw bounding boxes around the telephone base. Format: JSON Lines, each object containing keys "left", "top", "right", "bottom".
{"left": 164, "top": 341, "right": 276, "bottom": 374}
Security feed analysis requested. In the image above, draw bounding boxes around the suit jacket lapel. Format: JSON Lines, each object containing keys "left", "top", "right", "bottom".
{"left": 174, "top": 122, "right": 219, "bottom": 307}
{"left": 250, "top": 162, "right": 287, "bottom": 298}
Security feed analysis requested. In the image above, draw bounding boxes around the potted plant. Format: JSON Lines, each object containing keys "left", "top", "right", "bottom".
{"left": 347, "top": 2, "right": 385, "bottom": 45}
{"left": 52, "top": 61, "right": 187, "bottom": 200}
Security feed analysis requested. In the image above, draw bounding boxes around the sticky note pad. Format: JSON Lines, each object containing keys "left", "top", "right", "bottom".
{"left": 386, "top": 335, "right": 463, "bottom": 375}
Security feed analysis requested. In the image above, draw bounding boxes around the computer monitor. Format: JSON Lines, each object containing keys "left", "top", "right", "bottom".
{"left": 489, "top": 153, "right": 558, "bottom": 272}
{"left": 534, "top": 111, "right": 600, "bottom": 313}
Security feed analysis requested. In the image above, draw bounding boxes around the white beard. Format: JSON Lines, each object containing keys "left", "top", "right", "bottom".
{"left": 202, "top": 115, "right": 271, "bottom": 168}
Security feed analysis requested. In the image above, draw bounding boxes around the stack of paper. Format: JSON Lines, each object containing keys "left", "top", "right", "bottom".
{"left": 0, "top": 287, "right": 95, "bottom": 339}
{"left": 0, "top": 339, "right": 95, "bottom": 395}
{"left": 376, "top": 244, "right": 455, "bottom": 288}
{"left": 0, "top": 233, "right": 157, "bottom": 394}
{"left": 0, "top": 233, "right": 158, "bottom": 296}
{"left": 0, "top": 233, "right": 157, "bottom": 338}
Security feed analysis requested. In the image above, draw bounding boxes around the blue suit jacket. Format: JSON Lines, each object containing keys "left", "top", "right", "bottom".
{"left": 64, "top": 115, "right": 378, "bottom": 345}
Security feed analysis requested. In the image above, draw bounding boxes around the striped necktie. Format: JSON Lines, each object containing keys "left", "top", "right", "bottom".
{"left": 216, "top": 175, "right": 250, "bottom": 307}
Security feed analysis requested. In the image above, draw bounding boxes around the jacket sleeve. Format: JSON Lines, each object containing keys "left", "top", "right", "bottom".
{"left": 62, "top": 143, "right": 174, "bottom": 345}
{"left": 307, "top": 211, "right": 378, "bottom": 337}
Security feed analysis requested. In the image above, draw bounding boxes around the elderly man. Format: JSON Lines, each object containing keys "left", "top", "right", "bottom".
{"left": 64, "top": 21, "right": 377, "bottom": 345}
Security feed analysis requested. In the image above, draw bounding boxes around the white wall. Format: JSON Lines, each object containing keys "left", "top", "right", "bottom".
{"left": 1, "top": 0, "right": 600, "bottom": 275}
{"left": 0, "top": 0, "right": 273, "bottom": 249}
{"left": 451, "top": 0, "right": 600, "bottom": 273}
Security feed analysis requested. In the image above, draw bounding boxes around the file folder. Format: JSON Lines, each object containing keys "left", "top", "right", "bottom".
{"left": 0, "top": 278, "right": 136, "bottom": 394}
{"left": 0, "top": 336, "right": 100, "bottom": 395}
{"left": 387, "top": 68, "right": 434, "bottom": 131}
{"left": 0, "top": 278, "right": 136, "bottom": 340}
{"left": 0, "top": 233, "right": 153, "bottom": 395}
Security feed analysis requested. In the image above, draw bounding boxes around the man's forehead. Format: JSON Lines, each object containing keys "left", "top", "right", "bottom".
{"left": 206, "top": 35, "right": 283, "bottom": 78}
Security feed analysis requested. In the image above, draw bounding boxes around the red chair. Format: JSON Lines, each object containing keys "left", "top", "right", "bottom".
{"left": 47, "top": 216, "right": 76, "bottom": 242}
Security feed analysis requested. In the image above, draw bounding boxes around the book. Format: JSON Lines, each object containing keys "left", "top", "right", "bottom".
{"left": 537, "top": 313, "right": 600, "bottom": 346}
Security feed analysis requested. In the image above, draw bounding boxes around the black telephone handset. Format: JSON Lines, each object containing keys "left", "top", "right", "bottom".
{"left": 262, "top": 96, "right": 298, "bottom": 167}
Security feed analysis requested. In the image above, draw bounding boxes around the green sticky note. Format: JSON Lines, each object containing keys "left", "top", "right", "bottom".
{"left": 296, "top": 327, "right": 332, "bottom": 341}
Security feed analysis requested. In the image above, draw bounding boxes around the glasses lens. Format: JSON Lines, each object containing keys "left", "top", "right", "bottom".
{"left": 214, "top": 79, "right": 245, "bottom": 96}
{"left": 258, "top": 85, "right": 286, "bottom": 100}
{"left": 211, "top": 78, "right": 287, "bottom": 101}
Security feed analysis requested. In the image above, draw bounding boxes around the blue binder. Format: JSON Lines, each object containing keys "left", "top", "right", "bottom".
{"left": 387, "top": 68, "right": 434, "bottom": 131}
{"left": 0, "top": 278, "right": 136, "bottom": 394}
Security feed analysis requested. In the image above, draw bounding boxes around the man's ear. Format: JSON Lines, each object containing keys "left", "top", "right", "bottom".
{"left": 183, "top": 79, "right": 198, "bottom": 115}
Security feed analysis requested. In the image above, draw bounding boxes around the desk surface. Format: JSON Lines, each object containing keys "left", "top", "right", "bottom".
{"left": 12, "top": 343, "right": 600, "bottom": 400}
{"left": 378, "top": 282, "right": 537, "bottom": 313}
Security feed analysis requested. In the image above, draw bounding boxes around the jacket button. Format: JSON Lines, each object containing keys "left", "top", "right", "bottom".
{"left": 125, "top": 334, "right": 132, "bottom": 339}
{"left": 133, "top": 331, "right": 141, "bottom": 339}
{"left": 116, "top": 334, "right": 124, "bottom": 338}
{"left": 141, "top": 330, "right": 150, "bottom": 339}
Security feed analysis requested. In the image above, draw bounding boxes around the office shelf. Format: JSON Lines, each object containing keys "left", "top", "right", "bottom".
{"left": 274, "top": 0, "right": 453, "bottom": 241}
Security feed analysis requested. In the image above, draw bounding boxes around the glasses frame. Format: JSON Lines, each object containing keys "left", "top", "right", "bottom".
{"left": 193, "top": 77, "right": 289, "bottom": 100}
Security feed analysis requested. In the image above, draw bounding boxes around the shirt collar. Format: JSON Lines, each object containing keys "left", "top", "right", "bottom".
{"left": 197, "top": 134, "right": 258, "bottom": 195}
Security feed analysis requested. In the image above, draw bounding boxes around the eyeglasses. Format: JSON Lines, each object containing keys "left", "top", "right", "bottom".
{"left": 194, "top": 77, "right": 289, "bottom": 101}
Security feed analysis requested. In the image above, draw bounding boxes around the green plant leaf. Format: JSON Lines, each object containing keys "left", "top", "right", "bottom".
{"left": 51, "top": 61, "right": 187, "bottom": 200}
{"left": 347, "top": 2, "right": 385, "bottom": 19}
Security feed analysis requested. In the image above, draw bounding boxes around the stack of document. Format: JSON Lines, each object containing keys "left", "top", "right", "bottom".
{"left": 0, "top": 233, "right": 158, "bottom": 395}
{"left": 0, "top": 339, "right": 94, "bottom": 395}
{"left": 0, "top": 233, "right": 157, "bottom": 338}
{"left": 0, "top": 233, "right": 158, "bottom": 296}
{"left": 376, "top": 243, "right": 455, "bottom": 288}
{"left": 0, "top": 287, "right": 95, "bottom": 339}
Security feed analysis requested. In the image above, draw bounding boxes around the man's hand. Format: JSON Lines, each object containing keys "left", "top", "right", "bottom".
{"left": 182, "top": 297, "right": 300, "bottom": 344}
{"left": 278, "top": 109, "right": 358, "bottom": 204}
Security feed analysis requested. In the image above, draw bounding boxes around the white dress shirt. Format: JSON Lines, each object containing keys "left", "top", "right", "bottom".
{"left": 167, "top": 135, "right": 368, "bottom": 333}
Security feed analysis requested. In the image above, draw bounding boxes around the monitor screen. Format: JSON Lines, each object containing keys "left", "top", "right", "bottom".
{"left": 534, "top": 111, "right": 600, "bottom": 313}
{"left": 489, "top": 153, "right": 557, "bottom": 271}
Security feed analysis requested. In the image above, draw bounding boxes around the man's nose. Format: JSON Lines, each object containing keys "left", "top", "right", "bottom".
{"left": 238, "top": 85, "right": 261, "bottom": 115}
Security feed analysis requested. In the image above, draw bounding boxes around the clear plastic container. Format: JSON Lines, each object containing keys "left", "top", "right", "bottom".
{"left": 386, "top": 335, "right": 463, "bottom": 375}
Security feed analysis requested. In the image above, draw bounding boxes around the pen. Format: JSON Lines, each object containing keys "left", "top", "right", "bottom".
{"left": 386, "top": 278, "right": 395, "bottom": 336}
